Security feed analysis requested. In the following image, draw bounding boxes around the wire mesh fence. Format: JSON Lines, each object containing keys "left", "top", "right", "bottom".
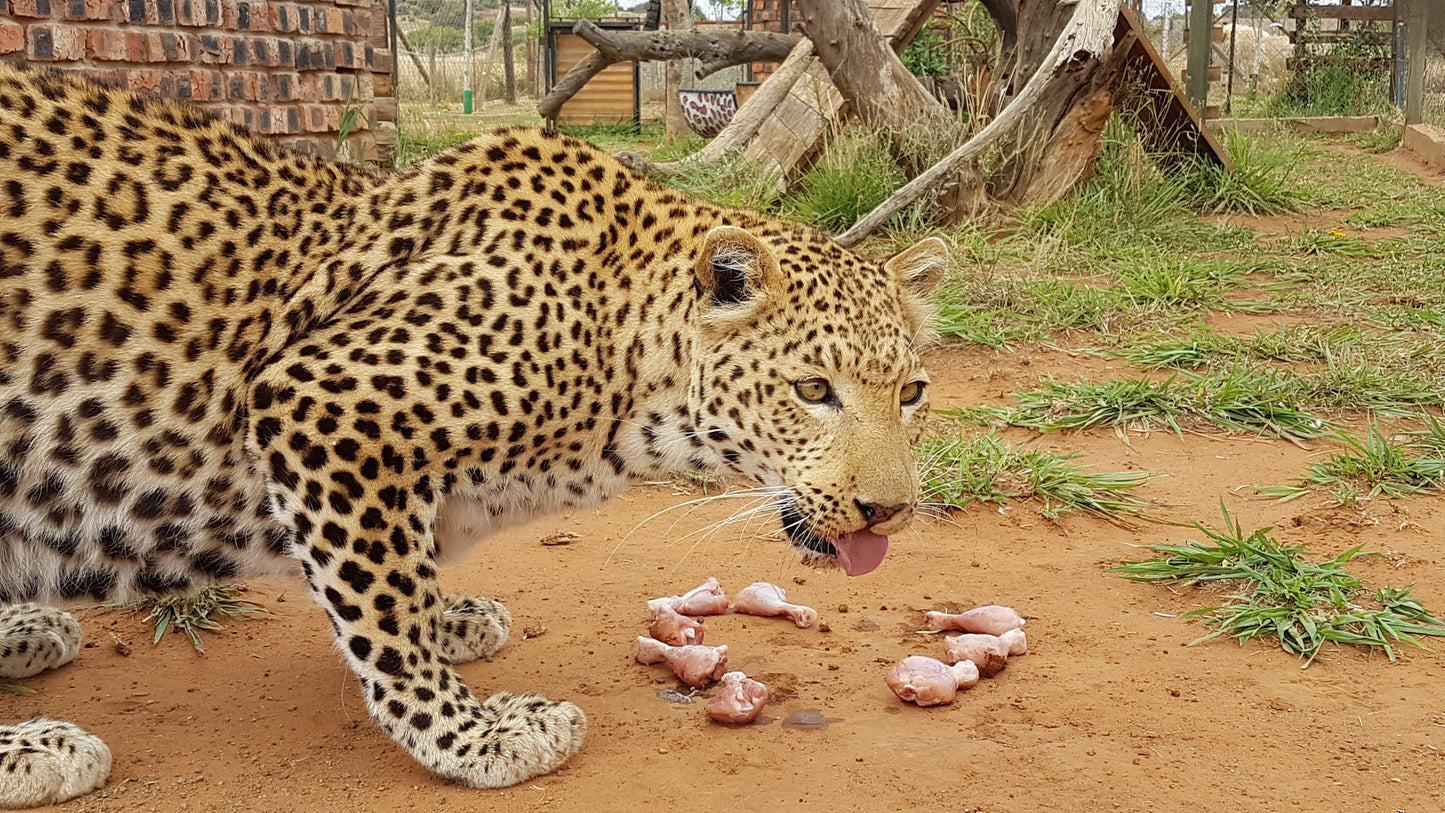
{"left": 392, "top": 1, "right": 747, "bottom": 122}
{"left": 1132, "top": 1, "right": 1439, "bottom": 122}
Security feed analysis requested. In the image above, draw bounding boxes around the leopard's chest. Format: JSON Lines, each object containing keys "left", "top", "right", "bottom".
{"left": 431, "top": 465, "right": 627, "bottom": 562}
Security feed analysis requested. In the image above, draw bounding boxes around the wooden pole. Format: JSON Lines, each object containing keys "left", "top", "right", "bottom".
{"left": 1185, "top": 0, "right": 1211, "bottom": 109}
{"left": 527, "top": 0, "right": 537, "bottom": 97}
{"left": 1404, "top": 0, "right": 1427, "bottom": 125}
{"left": 663, "top": 0, "right": 694, "bottom": 137}
{"left": 1162, "top": 0, "right": 1172, "bottom": 60}
{"left": 503, "top": 2, "right": 517, "bottom": 104}
{"left": 463, "top": 0, "right": 475, "bottom": 112}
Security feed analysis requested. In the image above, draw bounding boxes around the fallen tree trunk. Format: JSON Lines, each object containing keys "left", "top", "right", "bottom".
{"left": 538, "top": 22, "right": 800, "bottom": 120}
{"left": 793, "top": 0, "right": 981, "bottom": 218}
{"left": 612, "top": 39, "right": 815, "bottom": 178}
{"left": 835, "top": 0, "right": 1120, "bottom": 248}
{"left": 792, "top": 0, "right": 956, "bottom": 142}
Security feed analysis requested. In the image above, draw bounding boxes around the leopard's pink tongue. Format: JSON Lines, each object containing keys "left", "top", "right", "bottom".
{"left": 831, "top": 530, "right": 889, "bottom": 576}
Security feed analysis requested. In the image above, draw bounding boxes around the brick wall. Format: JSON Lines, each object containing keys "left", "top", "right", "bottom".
{"left": 0, "top": 0, "right": 396, "bottom": 163}
{"left": 748, "top": 0, "right": 793, "bottom": 82}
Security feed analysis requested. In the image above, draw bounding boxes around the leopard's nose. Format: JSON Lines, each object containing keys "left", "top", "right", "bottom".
{"left": 855, "top": 499, "right": 908, "bottom": 528}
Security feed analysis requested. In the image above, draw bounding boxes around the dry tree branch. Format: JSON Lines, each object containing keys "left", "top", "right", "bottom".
{"left": 835, "top": 0, "right": 1121, "bottom": 248}
{"left": 538, "top": 21, "right": 800, "bottom": 120}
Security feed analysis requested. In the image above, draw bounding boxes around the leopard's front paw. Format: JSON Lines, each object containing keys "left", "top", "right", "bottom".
{"left": 0, "top": 604, "right": 81, "bottom": 679}
{"left": 0, "top": 719, "right": 111, "bottom": 808}
{"left": 422, "top": 692, "right": 586, "bottom": 788}
{"left": 440, "top": 594, "right": 512, "bottom": 664}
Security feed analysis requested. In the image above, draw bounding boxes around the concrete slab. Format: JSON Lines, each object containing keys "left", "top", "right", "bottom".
{"left": 1403, "top": 123, "right": 1445, "bottom": 172}
{"left": 1217, "top": 116, "right": 1380, "bottom": 135}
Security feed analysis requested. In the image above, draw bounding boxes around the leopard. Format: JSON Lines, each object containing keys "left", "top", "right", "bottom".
{"left": 0, "top": 63, "right": 946, "bottom": 807}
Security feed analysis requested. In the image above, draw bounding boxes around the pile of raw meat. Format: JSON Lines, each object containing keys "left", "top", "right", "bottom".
{"left": 631, "top": 577, "right": 1033, "bottom": 718}
{"left": 887, "top": 605, "right": 1028, "bottom": 707}
{"left": 632, "top": 578, "right": 818, "bottom": 724}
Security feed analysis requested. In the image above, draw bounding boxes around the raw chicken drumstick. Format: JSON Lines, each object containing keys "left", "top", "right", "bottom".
{"left": 652, "top": 577, "right": 730, "bottom": 616}
{"left": 706, "top": 672, "right": 770, "bottom": 724}
{"left": 943, "top": 634, "right": 1010, "bottom": 677}
{"left": 732, "top": 582, "right": 818, "bottom": 628}
{"left": 646, "top": 600, "right": 706, "bottom": 646}
{"left": 923, "top": 605, "right": 1025, "bottom": 636}
{"left": 632, "top": 637, "right": 729, "bottom": 687}
{"left": 887, "top": 656, "right": 980, "bottom": 707}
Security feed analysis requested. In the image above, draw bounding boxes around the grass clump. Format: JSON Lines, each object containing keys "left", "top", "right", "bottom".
{"left": 918, "top": 433, "right": 1158, "bottom": 520}
{"left": 116, "top": 584, "right": 266, "bottom": 653}
{"left": 663, "top": 153, "right": 782, "bottom": 213}
{"left": 1180, "top": 128, "right": 1305, "bottom": 216}
{"left": 1112, "top": 257, "right": 1254, "bottom": 311}
{"left": 1258, "top": 420, "right": 1445, "bottom": 504}
{"left": 1, "top": 683, "right": 35, "bottom": 694}
{"left": 955, "top": 369, "right": 1331, "bottom": 442}
{"left": 783, "top": 131, "right": 906, "bottom": 232}
{"left": 1109, "top": 325, "right": 1369, "bottom": 369}
{"left": 397, "top": 128, "right": 477, "bottom": 167}
{"left": 1113, "top": 504, "right": 1445, "bottom": 666}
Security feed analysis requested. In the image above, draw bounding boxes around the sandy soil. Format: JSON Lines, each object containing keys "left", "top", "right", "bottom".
{"left": 7, "top": 338, "right": 1445, "bottom": 813}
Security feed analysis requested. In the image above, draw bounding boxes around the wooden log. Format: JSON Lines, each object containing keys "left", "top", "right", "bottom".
{"left": 663, "top": 0, "right": 694, "bottom": 137}
{"left": 537, "top": 22, "right": 800, "bottom": 120}
{"left": 836, "top": 0, "right": 1119, "bottom": 248}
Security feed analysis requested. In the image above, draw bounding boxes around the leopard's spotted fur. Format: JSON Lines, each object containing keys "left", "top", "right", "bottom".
{"left": 0, "top": 64, "right": 944, "bottom": 805}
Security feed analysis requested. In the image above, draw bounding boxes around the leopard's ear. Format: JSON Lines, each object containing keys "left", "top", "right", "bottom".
{"left": 694, "top": 226, "right": 784, "bottom": 315}
{"left": 884, "top": 237, "right": 948, "bottom": 336}
{"left": 884, "top": 236, "right": 947, "bottom": 297}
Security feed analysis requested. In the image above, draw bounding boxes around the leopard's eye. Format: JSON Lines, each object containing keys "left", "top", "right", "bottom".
{"left": 900, "top": 381, "right": 925, "bottom": 406}
{"left": 795, "top": 378, "right": 833, "bottom": 404}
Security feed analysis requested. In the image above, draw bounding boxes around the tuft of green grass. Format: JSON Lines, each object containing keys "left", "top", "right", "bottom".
{"left": 1258, "top": 421, "right": 1445, "bottom": 504}
{"left": 115, "top": 584, "right": 266, "bottom": 653}
{"left": 1112, "top": 503, "right": 1445, "bottom": 666}
{"left": 954, "top": 369, "right": 1331, "bottom": 442}
{"left": 396, "top": 129, "right": 476, "bottom": 167}
{"left": 1112, "top": 257, "right": 1250, "bottom": 311}
{"left": 1108, "top": 325, "right": 1370, "bottom": 369}
{"left": 1286, "top": 228, "right": 1379, "bottom": 258}
{"left": 1, "top": 683, "right": 35, "bottom": 694}
{"left": 1179, "top": 128, "right": 1305, "bottom": 216}
{"left": 1345, "top": 122, "right": 1404, "bottom": 154}
{"left": 662, "top": 152, "right": 782, "bottom": 213}
{"left": 918, "top": 433, "right": 1158, "bottom": 521}
{"left": 782, "top": 131, "right": 905, "bottom": 232}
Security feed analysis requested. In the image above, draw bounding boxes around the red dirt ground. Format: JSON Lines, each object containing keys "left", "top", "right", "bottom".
{"left": 10, "top": 336, "right": 1445, "bottom": 813}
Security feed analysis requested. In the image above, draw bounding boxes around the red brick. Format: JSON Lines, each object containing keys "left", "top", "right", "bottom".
{"left": 269, "top": 2, "right": 298, "bottom": 32}
{"left": 188, "top": 68, "right": 223, "bottom": 101}
{"left": 83, "top": 0, "right": 124, "bottom": 20}
{"left": 27, "top": 24, "right": 84, "bottom": 61}
{"left": 193, "top": 32, "right": 231, "bottom": 64}
{"left": 226, "top": 0, "right": 267, "bottom": 31}
{"left": 299, "top": 103, "right": 326, "bottom": 133}
{"left": 8, "top": 0, "right": 52, "bottom": 18}
{"left": 87, "top": 67, "right": 127, "bottom": 87}
{"left": 296, "top": 73, "right": 320, "bottom": 103}
{"left": 127, "top": 68, "right": 162, "bottom": 95}
{"left": 270, "top": 71, "right": 300, "bottom": 101}
{"left": 0, "top": 23, "right": 24, "bottom": 55}
{"left": 125, "top": 0, "right": 157, "bottom": 23}
{"left": 124, "top": 30, "right": 147, "bottom": 60}
{"left": 84, "top": 27, "right": 127, "bottom": 60}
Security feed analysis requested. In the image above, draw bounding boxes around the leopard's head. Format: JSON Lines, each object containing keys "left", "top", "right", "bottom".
{"left": 688, "top": 224, "right": 945, "bottom": 576}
